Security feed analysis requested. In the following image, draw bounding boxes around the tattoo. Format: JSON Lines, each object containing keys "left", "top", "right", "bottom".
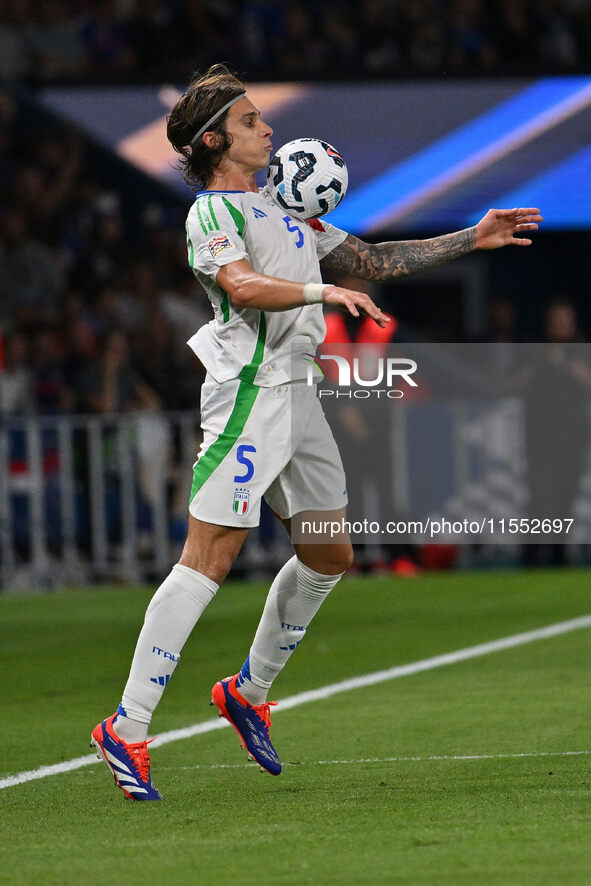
{"left": 320, "top": 229, "right": 476, "bottom": 281}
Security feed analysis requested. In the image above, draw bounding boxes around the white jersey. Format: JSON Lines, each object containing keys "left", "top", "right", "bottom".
{"left": 185, "top": 186, "right": 347, "bottom": 386}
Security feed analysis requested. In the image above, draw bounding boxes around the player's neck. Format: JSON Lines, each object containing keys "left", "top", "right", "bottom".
{"left": 206, "top": 167, "right": 258, "bottom": 194}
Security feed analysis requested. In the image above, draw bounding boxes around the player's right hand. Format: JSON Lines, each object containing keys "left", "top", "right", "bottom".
{"left": 322, "top": 285, "right": 391, "bottom": 327}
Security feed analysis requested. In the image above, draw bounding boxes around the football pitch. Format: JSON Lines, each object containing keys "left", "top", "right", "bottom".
{"left": 1, "top": 568, "right": 591, "bottom": 886}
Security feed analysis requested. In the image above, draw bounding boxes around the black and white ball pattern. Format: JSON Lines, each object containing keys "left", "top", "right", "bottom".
{"left": 266, "top": 138, "right": 348, "bottom": 220}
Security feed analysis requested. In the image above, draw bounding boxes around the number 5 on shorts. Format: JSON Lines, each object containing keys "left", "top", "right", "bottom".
{"left": 234, "top": 444, "right": 256, "bottom": 482}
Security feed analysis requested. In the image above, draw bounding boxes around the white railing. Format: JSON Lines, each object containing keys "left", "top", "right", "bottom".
{"left": 0, "top": 411, "right": 201, "bottom": 590}
{"left": 0, "top": 409, "right": 295, "bottom": 591}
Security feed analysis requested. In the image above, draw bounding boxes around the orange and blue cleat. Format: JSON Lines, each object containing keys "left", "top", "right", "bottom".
{"left": 211, "top": 675, "right": 281, "bottom": 775}
{"left": 90, "top": 709, "right": 162, "bottom": 801}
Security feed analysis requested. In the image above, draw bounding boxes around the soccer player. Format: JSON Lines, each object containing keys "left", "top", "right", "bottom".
{"left": 91, "top": 64, "right": 542, "bottom": 800}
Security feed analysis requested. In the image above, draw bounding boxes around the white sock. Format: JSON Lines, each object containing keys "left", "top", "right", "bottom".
{"left": 113, "top": 564, "right": 218, "bottom": 743}
{"left": 236, "top": 555, "right": 344, "bottom": 705}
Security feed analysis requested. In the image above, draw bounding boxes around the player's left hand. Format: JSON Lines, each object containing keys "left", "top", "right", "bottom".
{"left": 475, "top": 208, "right": 543, "bottom": 249}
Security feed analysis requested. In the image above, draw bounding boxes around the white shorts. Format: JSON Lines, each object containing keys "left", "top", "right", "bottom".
{"left": 189, "top": 374, "right": 348, "bottom": 528}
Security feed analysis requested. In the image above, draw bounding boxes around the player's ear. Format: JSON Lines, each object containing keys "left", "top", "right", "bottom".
{"left": 202, "top": 131, "right": 223, "bottom": 150}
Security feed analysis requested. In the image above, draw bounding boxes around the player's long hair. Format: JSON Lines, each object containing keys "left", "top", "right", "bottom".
{"left": 167, "top": 64, "right": 245, "bottom": 190}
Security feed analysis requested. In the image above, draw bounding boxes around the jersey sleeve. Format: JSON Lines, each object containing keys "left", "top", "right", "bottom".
{"left": 307, "top": 217, "right": 348, "bottom": 260}
{"left": 186, "top": 194, "right": 249, "bottom": 280}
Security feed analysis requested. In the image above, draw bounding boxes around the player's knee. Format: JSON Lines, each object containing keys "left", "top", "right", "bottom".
{"left": 334, "top": 544, "right": 354, "bottom": 574}
{"left": 179, "top": 552, "right": 232, "bottom": 585}
{"left": 304, "top": 543, "right": 354, "bottom": 576}
{"left": 206, "top": 554, "right": 235, "bottom": 585}
{"left": 179, "top": 544, "right": 235, "bottom": 585}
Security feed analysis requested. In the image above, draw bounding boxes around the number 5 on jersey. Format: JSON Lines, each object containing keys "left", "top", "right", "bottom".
{"left": 234, "top": 444, "right": 256, "bottom": 482}
{"left": 282, "top": 216, "right": 304, "bottom": 248}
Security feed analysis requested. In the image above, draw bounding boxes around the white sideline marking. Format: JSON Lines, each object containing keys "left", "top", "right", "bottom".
{"left": 2, "top": 613, "right": 590, "bottom": 791}
{"left": 179, "top": 750, "right": 591, "bottom": 772}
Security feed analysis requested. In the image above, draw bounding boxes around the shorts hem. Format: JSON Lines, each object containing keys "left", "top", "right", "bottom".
{"left": 188, "top": 502, "right": 260, "bottom": 529}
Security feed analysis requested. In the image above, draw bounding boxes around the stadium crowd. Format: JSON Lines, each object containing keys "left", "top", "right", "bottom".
{"left": 1, "top": 1, "right": 589, "bottom": 419}
{"left": 0, "top": 0, "right": 589, "bottom": 84}
{"left": 0, "top": 87, "right": 208, "bottom": 418}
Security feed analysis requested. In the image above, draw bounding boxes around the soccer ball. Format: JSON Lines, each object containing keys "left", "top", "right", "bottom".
{"left": 266, "top": 138, "right": 348, "bottom": 220}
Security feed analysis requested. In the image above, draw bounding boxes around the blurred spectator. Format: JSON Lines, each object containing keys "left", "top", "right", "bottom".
{"left": 26, "top": 0, "right": 88, "bottom": 80}
{"left": 447, "top": 0, "right": 497, "bottom": 72}
{"left": 239, "top": 0, "right": 284, "bottom": 69}
{"left": 0, "top": 90, "right": 17, "bottom": 194}
{"left": 517, "top": 300, "right": 591, "bottom": 567}
{"left": 125, "top": 0, "right": 178, "bottom": 72}
{"left": 61, "top": 175, "right": 104, "bottom": 273}
{"left": 30, "top": 324, "right": 74, "bottom": 413}
{"left": 113, "top": 259, "right": 164, "bottom": 331}
{"left": 10, "top": 128, "right": 83, "bottom": 239}
{"left": 322, "top": 7, "right": 359, "bottom": 73}
{"left": 161, "top": 274, "right": 212, "bottom": 346}
{"left": 132, "top": 307, "right": 187, "bottom": 406}
{"left": 483, "top": 295, "right": 519, "bottom": 342}
{"left": 78, "top": 328, "right": 160, "bottom": 414}
{"left": 494, "top": 0, "right": 531, "bottom": 67}
{"left": 0, "top": 207, "right": 63, "bottom": 329}
{"left": 60, "top": 291, "right": 99, "bottom": 409}
{"left": 361, "top": 0, "right": 400, "bottom": 73}
{"left": 535, "top": 0, "right": 580, "bottom": 69}
{"left": 80, "top": 0, "right": 134, "bottom": 74}
{"left": 75, "top": 192, "right": 129, "bottom": 289}
{"left": 76, "top": 326, "right": 169, "bottom": 530}
{"left": 0, "top": 1, "right": 33, "bottom": 81}
{"left": 479, "top": 294, "right": 520, "bottom": 374}
{"left": 407, "top": 18, "right": 446, "bottom": 73}
{"left": 0, "top": 330, "right": 34, "bottom": 414}
{"left": 543, "top": 299, "right": 581, "bottom": 343}
{"left": 280, "top": 6, "right": 325, "bottom": 77}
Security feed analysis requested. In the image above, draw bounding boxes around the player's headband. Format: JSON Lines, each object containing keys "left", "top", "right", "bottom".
{"left": 189, "top": 93, "right": 246, "bottom": 147}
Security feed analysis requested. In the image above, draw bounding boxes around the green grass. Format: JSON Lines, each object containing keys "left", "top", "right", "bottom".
{"left": 1, "top": 568, "right": 591, "bottom": 885}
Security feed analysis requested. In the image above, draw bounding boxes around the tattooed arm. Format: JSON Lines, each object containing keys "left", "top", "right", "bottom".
{"left": 321, "top": 229, "right": 475, "bottom": 280}
{"left": 320, "top": 208, "right": 543, "bottom": 281}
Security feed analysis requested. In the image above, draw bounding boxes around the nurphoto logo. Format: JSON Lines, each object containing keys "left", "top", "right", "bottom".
{"left": 305, "top": 352, "right": 418, "bottom": 399}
